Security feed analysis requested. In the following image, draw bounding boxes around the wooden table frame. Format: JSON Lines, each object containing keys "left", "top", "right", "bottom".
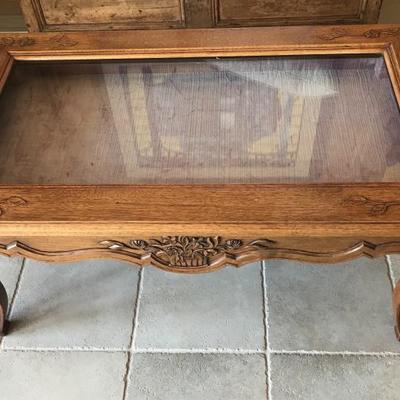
{"left": 1, "top": 24, "right": 400, "bottom": 339}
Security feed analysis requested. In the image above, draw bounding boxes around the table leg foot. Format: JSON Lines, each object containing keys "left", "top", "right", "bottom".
{"left": 394, "top": 280, "right": 400, "bottom": 341}
{"left": 0, "top": 280, "right": 7, "bottom": 336}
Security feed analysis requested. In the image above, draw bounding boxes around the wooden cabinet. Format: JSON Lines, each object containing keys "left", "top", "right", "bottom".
{"left": 19, "top": 0, "right": 383, "bottom": 31}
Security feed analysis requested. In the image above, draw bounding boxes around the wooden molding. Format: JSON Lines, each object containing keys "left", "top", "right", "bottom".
{"left": 2, "top": 238, "right": 400, "bottom": 273}
{"left": 0, "top": 49, "right": 14, "bottom": 94}
{"left": 19, "top": 0, "right": 42, "bottom": 31}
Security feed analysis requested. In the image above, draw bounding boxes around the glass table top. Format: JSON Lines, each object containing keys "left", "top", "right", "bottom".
{"left": 0, "top": 55, "right": 399, "bottom": 184}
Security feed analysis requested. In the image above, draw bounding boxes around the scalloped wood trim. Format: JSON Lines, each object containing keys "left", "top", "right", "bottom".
{"left": 2, "top": 238, "right": 400, "bottom": 274}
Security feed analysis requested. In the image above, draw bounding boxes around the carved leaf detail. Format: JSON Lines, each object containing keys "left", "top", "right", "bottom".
{"left": 50, "top": 34, "right": 78, "bottom": 48}
{"left": 0, "top": 37, "right": 15, "bottom": 47}
{"left": 363, "top": 28, "right": 400, "bottom": 39}
{"left": 318, "top": 28, "right": 400, "bottom": 41}
{"left": 318, "top": 28, "right": 348, "bottom": 41}
{"left": 0, "top": 196, "right": 28, "bottom": 217}
{"left": 344, "top": 195, "right": 400, "bottom": 216}
{"left": 17, "top": 37, "right": 36, "bottom": 47}
{"left": 0, "top": 37, "right": 35, "bottom": 47}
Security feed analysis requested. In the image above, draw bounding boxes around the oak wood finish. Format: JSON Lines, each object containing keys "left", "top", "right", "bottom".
{"left": 0, "top": 279, "right": 7, "bottom": 336}
{"left": 214, "top": 0, "right": 383, "bottom": 27}
{"left": 18, "top": 0, "right": 382, "bottom": 32}
{"left": 1, "top": 25, "right": 400, "bottom": 338}
{"left": 394, "top": 280, "right": 400, "bottom": 340}
{"left": 19, "top": 0, "right": 186, "bottom": 31}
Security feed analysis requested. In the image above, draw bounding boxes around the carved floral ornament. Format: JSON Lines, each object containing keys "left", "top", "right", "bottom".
{"left": 99, "top": 236, "right": 276, "bottom": 271}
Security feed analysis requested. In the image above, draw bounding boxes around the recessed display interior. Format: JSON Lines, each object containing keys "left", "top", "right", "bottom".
{"left": 0, "top": 56, "right": 399, "bottom": 184}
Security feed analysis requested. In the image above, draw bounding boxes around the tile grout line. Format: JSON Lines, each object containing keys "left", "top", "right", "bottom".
{"left": 385, "top": 255, "right": 396, "bottom": 290}
{"left": 130, "top": 267, "right": 144, "bottom": 352}
{"left": 1, "top": 347, "right": 128, "bottom": 353}
{"left": 1, "top": 347, "right": 399, "bottom": 356}
{"left": 0, "top": 258, "right": 26, "bottom": 349}
{"left": 261, "top": 260, "right": 272, "bottom": 400}
{"left": 133, "top": 348, "right": 265, "bottom": 354}
{"left": 121, "top": 266, "right": 144, "bottom": 400}
{"left": 272, "top": 349, "right": 400, "bottom": 357}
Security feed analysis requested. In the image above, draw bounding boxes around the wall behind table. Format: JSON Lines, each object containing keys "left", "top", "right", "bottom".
{"left": 380, "top": 0, "right": 400, "bottom": 22}
{"left": 0, "top": 0, "right": 26, "bottom": 31}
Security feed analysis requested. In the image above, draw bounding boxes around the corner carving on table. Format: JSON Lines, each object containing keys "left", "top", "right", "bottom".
{"left": 0, "top": 196, "right": 28, "bottom": 217}
{"left": 343, "top": 195, "right": 400, "bottom": 216}
{"left": 318, "top": 27, "right": 400, "bottom": 41}
{"left": 0, "top": 37, "right": 36, "bottom": 47}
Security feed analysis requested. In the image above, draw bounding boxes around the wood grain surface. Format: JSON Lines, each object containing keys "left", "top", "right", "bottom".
{"left": 17, "top": 0, "right": 383, "bottom": 31}
{"left": 0, "top": 280, "right": 7, "bottom": 336}
{"left": 19, "top": 0, "right": 185, "bottom": 31}
{"left": 0, "top": 25, "right": 399, "bottom": 267}
{"left": 215, "top": 0, "right": 382, "bottom": 26}
{"left": 1, "top": 26, "right": 400, "bottom": 338}
{"left": 394, "top": 279, "right": 400, "bottom": 339}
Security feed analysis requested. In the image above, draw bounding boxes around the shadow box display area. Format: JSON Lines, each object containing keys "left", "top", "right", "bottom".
{"left": 0, "top": 25, "right": 400, "bottom": 339}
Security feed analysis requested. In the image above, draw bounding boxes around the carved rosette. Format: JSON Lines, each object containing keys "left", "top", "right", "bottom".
{"left": 99, "top": 236, "right": 275, "bottom": 272}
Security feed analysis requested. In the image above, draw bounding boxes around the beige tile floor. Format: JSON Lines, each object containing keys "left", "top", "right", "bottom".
{"left": 0, "top": 1, "right": 400, "bottom": 398}
{"left": 0, "top": 256, "right": 399, "bottom": 399}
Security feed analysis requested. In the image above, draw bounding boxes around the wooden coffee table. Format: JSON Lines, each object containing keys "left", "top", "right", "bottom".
{"left": 1, "top": 24, "right": 400, "bottom": 339}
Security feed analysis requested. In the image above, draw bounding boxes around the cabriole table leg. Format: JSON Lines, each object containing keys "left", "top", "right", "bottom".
{"left": 0, "top": 280, "right": 8, "bottom": 336}
{"left": 394, "top": 280, "right": 400, "bottom": 341}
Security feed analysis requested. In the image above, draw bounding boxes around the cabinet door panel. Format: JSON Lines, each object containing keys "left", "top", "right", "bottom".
{"left": 215, "top": 0, "right": 382, "bottom": 26}
{"left": 20, "top": 0, "right": 185, "bottom": 31}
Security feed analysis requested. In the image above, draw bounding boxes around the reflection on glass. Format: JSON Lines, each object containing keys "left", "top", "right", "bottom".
{"left": 0, "top": 56, "right": 399, "bottom": 184}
